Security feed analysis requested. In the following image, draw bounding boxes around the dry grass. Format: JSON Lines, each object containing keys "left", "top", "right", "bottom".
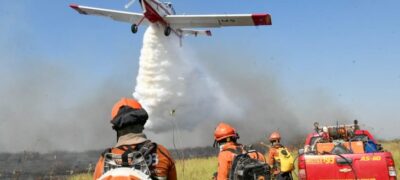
{"left": 175, "top": 157, "right": 218, "bottom": 180}
{"left": 68, "top": 173, "right": 92, "bottom": 180}
{"left": 381, "top": 140, "right": 400, "bottom": 178}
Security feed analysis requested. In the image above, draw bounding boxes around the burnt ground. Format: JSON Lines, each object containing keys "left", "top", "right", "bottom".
{"left": 0, "top": 144, "right": 268, "bottom": 179}
{"left": 0, "top": 150, "right": 100, "bottom": 180}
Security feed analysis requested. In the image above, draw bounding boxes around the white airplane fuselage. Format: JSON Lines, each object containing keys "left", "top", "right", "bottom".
{"left": 140, "top": 0, "right": 175, "bottom": 25}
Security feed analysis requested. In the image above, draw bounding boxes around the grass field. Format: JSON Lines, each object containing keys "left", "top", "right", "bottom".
{"left": 383, "top": 140, "right": 400, "bottom": 174}
{"left": 69, "top": 141, "right": 399, "bottom": 180}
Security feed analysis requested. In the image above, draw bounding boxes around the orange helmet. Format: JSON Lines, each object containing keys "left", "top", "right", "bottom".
{"left": 214, "top": 122, "right": 238, "bottom": 141}
{"left": 269, "top": 131, "right": 281, "bottom": 142}
{"left": 111, "top": 98, "right": 143, "bottom": 119}
{"left": 110, "top": 98, "right": 148, "bottom": 130}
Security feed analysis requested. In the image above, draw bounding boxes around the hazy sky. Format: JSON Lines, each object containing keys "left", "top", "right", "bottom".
{"left": 0, "top": 0, "right": 399, "bottom": 152}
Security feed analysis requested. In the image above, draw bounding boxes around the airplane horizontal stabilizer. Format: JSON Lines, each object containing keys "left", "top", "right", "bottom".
{"left": 180, "top": 29, "right": 212, "bottom": 37}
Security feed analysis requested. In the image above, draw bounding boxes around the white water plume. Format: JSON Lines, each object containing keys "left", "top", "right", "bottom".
{"left": 133, "top": 25, "right": 242, "bottom": 132}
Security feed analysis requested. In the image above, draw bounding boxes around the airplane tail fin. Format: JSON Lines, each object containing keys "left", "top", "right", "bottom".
{"left": 180, "top": 29, "right": 212, "bottom": 37}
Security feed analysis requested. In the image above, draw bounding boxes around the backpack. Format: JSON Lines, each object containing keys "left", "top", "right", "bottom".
{"left": 99, "top": 168, "right": 151, "bottom": 180}
{"left": 227, "top": 147, "right": 271, "bottom": 180}
{"left": 99, "top": 140, "right": 157, "bottom": 180}
{"left": 276, "top": 147, "right": 294, "bottom": 173}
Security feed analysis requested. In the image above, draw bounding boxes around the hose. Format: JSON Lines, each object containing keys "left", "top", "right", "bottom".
{"left": 291, "top": 153, "right": 300, "bottom": 179}
{"left": 292, "top": 151, "right": 358, "bottom": 180}
{"left": 291, "top": 149, "right": 318, "bottom": 179}
{"left": 334, "top": 153, "right": 358, "bottom": 180}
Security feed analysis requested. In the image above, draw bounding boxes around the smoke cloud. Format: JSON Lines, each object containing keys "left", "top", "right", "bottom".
{"left": 0, "top": 2, "right": 130, "bottom": 152}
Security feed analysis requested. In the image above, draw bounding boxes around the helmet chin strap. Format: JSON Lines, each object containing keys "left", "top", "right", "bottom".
{"left": 213, "top": 140, "right": 218, "bottom": 148}
{"left": 218, "top": 142, "right": 229, "bottom": 151}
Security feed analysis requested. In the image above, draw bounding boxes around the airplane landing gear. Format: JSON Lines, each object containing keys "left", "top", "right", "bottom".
{"left": 164, "top": 26, "right": 171, "bottom": 36}
{"left": 131, "top": 24, "right": 138, "bottom": 34}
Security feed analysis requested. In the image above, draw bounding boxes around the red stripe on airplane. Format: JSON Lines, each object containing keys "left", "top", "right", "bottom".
{"left": 147, "top": 0, "right": 171, "bottom": 15}
{"left": 143, "top": 0, "right": 167, "bottom": 25}
{"left": 69, "top": 4, "right": 79, "bottom": 9}
{"left": 69, "top": 4, "right": 87, "bottom": 15}
{"left": 251, "top": 14, "right": 272, "bottom": 26}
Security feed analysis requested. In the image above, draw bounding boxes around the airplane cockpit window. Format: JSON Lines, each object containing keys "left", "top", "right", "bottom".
{"left": 164, "top": 2, "right": 175, "bottom": 14}
{"left": 164, "top": 2, "right": 171, "bottom": 7}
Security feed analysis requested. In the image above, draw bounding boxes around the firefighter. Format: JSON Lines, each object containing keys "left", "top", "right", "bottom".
{"left": 93, "top": 97, "right": 177, "bottom": 180}
{"left": 267, "top": 131, "right": 293, "bottom": 180}
{"left": 213, "top": 122, "right": 267, "bottom": 180}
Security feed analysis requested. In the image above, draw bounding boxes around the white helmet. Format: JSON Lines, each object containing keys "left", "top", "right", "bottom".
{"left": 322, "top": 126, "right": 328, "bottom": 133}
{"left": 98, "top": 168, "right": 152, "bottom": 180}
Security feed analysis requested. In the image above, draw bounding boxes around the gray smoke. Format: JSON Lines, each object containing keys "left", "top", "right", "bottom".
{"left": 147, "top": 47, "right": 355, "bottom": 148}
{"left": 0, "top": 47, "right": 353, "bottom": 152}
{"left": 0, "top": 1, "right": 132, "bottom": 152}
{"left": 0, "top": 58, "right": 133, "bottom": 152}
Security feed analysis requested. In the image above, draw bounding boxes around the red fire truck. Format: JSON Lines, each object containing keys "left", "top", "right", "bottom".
{"left": 297, "top": 120, "right": 397, "bottom": 180}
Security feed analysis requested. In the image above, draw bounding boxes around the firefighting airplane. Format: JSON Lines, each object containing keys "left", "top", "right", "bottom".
{"left": 70, "top": 0, "right": 272, "bottom": 41}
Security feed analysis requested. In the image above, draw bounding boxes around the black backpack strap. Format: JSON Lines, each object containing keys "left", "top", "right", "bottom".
{"left": 121, "top": 146, "right": 134, "bottom": 167}
{"left": 229, "top": 154, "right": 250, "bottom": 180}
{"left": 135, "top": 140, "right": 159, "bottom": 178}
{"left": 101, "top": 148, "right": 112, "bottom": 157}
{"left": 223, "top": 146, "right": 242, "bottom": 155}
{"left": 223, "top": 148, "right": 237, "bottom": 154}
{"left": 104, "top": 142, "right": 159, "bottom": 176}
{"left": 137, "top": 140, "right": 157, "bottom": 157}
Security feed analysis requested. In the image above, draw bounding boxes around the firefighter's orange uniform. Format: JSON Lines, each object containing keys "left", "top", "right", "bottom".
{"left": 93, "top": 141, "right": 176, "bottom": 180}
{"left": 214, "top": 122, "right": 267, "bottom": 180}
{"left": 217, "top": 142, "right": 267, "bottom": 180}
{"left": 93, "top": 98, "right": 177, "bottom": 180}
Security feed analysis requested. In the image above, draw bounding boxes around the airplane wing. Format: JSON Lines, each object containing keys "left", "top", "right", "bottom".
{"left": 69, "top": 4, "right": 149, "bottom": 25}
{"left": 165, "top": 14, "right": 271, "bottom": 28}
